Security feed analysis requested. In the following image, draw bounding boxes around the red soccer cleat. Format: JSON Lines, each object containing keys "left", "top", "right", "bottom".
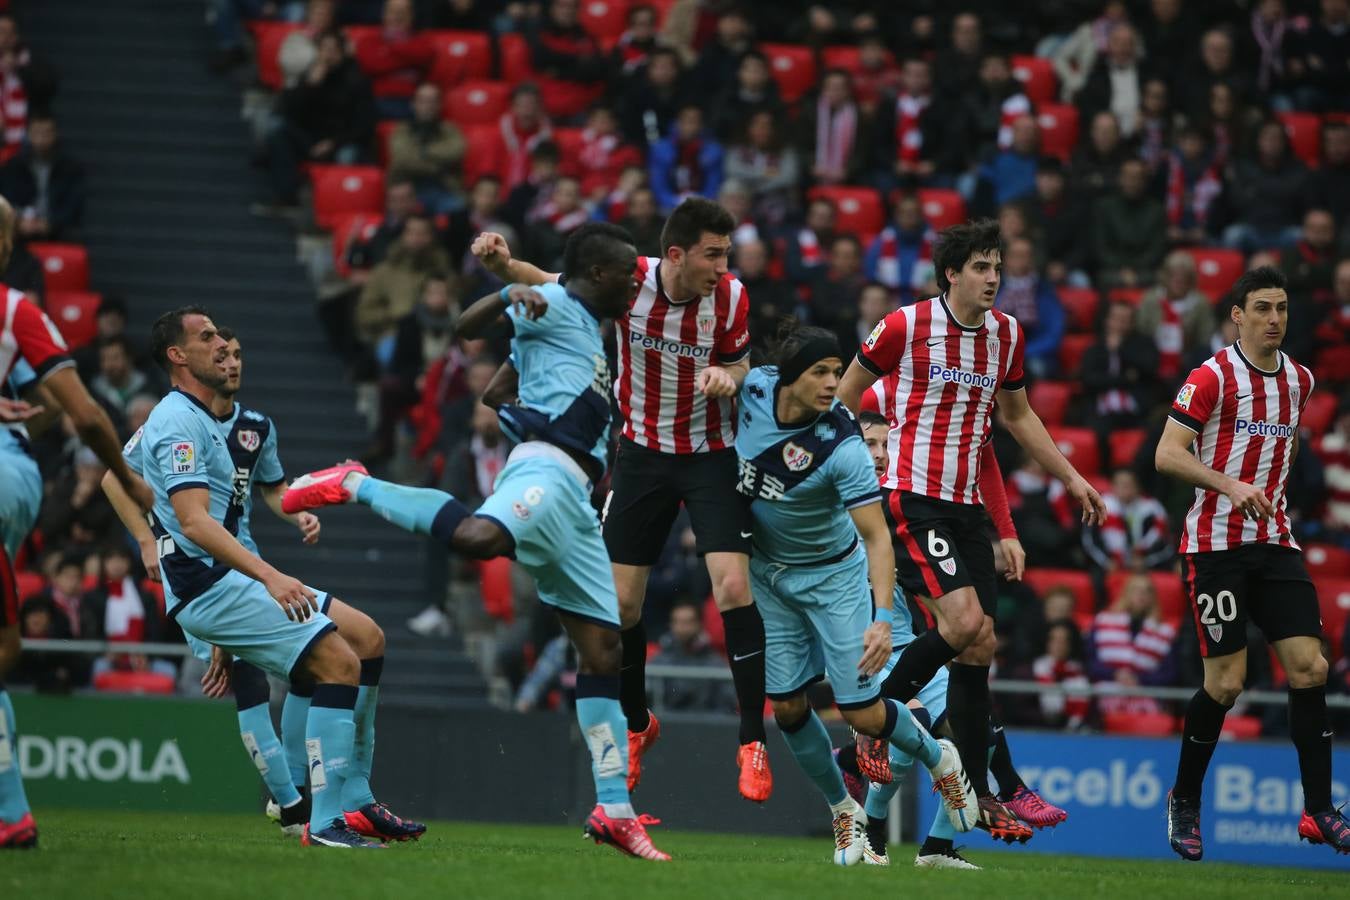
{"left": 0, "top": 812, "right": 37, "bottom": 849}
{"left": 854, "top": 731, "right": 892, "bottom": 784}
{"left": 737, "top": 740, "right": 773, "bottom": 803}
{"left": 583, "top": 805, "right": 671, "bottom": 861}
{"left": 626, "top": 711, "right": 660, "bottom": 793}
{"left": 1002, "top": 785, "right": 1068, "bottom": 828}
{"left": 1298, "top": 806, "right": 1350, "bottom": 854}
{"left": 344, "top": 802, "right": 427, "bottom": 842}
{"left": 975, "top": 795, "right": 1033, "bottom": 844}
{"left": 282, "top": 461, "right": 368, "bottom": 514}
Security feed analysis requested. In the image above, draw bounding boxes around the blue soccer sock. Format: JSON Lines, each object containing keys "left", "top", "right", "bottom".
{"left": 341, "top": 657, "right": 382, "bottom": 811}
{"left": 864, "top": 744, "right": 912, "bottom": 820}
{"left": 927, "top": 800, "right": 958, "bottom": 842}
{"left": 878, "top": 699, "right": 941, "bottom": 770}
{"left": 0, "top": 687, "right": 31, "bottom": 822}
{"left": 575, "top": 674, "right": 633, "bottom": 818}
{"left": 233, "top": 660, "right": 300, "bottom": 808}
{"left": 306, "top": 684, "right": 357, "bottom": 830}
{"left": 282, "top": 682, "right": 312, "bottom": 790}
{"left": 780, "top": 710, "right": 848, "bottom": 808}
{"left": 355, "top": 478, "right": 469, "bottom": 541}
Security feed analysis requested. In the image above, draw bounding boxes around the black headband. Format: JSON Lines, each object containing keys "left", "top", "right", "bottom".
{"left": 779, "top": 334, "right": 842, "bottom": 385}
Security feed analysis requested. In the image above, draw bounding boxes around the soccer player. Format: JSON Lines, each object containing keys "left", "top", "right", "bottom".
{"left": 1159, "top": 266, "right": 1350, "bottom": 859}
{"left": 471, "top": 198, "right": 773, "bottom": 803}
{"left": 735, "top": 325, "right": 976, "bottom": 866}
{"left": 836, "top": 219, "right": 1105, "bottom": 839}
{"left": 283, "top": 223, "right": 672, "bottom": 861}
{"left": 0, "top": 199, "right": 153, "bottom": 850}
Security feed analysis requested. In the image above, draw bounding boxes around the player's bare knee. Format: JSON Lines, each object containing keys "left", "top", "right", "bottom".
{"left": 1204, "top": 673, "right": 1244, "bottom": 707}
{"left": 578, "top": 633, "right": 622, "bottom": 675}
{"left": 454, "top": 517, "right": 511, "bottom": 559}
{"left": 1287, "top": 652, "right": 1328, "bottom": 689}
{"left": 771, "top": 695, "right": 808, "bottom": 728}
{"left": 711, "top": 570, "right": 751, "bottom": 609}
{"left": 942, "top": 598, "right": 984, "bottom": 648}
{"left": 304, "top": 632, "right": 360, "bottom": 685}
{"left": 841, "top": 702, "right": 886, "bottom": 738}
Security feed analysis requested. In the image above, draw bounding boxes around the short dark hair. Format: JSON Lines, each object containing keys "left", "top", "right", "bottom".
{"left": 563, "top": 222, "right": 635, "bottom": 281}
{"left": 530, "top": 139, "right": 561, "bottom": 163}
{"left": 99, "top": 334, "right": 134, "bottom": 358}
{"left": 859, "top": 410, "right": 888, "bottom": 430}
{"left": 56, "top": 552, "right": 83, "bottom": 574}
{"left": 149, "top": 305, "right": 213, "bottom": 373}
{"left": 1229, "top": 265, "right": 1288, "bottom": 312}
{"left": 933, "top": 218, "right": 1002, "bottom": 292}
{"left": 510, "top": 82, "right": 540, "bottom": 100}
{"left": 216, "top": 325, "right": 236, "bottom": 343}
{"left": 97, "top": 295, "right": 128, "bottom": 319}
{"left": 659, "top": 197, "right": 734, "bottom": 254}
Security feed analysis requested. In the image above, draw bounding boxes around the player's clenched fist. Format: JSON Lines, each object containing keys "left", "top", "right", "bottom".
{"left": 471, "top": 231, "right": 512, "bottom": 278}
{"left": 696, "top": 365, "right": 737, "bottom": 398}
{"left": 265, "top": 572, "right": 318, "bottom": 621}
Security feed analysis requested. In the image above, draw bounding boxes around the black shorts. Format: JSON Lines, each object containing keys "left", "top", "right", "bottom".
{"left": 1181, "top": 544, "right": 1321, "bottom": 658}
{"left": 602, "top": 438, "right": 752, "bottom": 566}
{"left": 886, "top": 489, "right": 998, "bottom": 618}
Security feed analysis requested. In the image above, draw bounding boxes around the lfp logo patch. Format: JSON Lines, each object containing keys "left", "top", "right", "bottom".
{"left": 171, "top": 442, "right": 195, "bottom": 474}
{"left": 1175, "top": 383, "right": 1196, "bottom": 410}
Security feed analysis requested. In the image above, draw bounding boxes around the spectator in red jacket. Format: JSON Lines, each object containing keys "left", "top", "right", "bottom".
{"left": 353, "top": 0, "right": 434, "bottom": 120}
{"left": 529, "top": 0, "right": 609, "bottom": 120}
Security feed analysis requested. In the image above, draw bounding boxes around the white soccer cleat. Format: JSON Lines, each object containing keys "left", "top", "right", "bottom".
{"left": 831, "top": 800, "right": 868, "bottom": 866}
{"left": 915, "top": 847, "right": 981, "bottom": 870}
{"left": 862, "top": 836, "right": 889, "bottom": 866}
{"left": 927, "top": 737, "right": 979, "bottom": 833}
{"left": 265, "top": 799, "right": 281, "bottom": 823}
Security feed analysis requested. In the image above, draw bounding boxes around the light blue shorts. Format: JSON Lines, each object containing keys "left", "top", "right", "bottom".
{"left": 182, "top": 591, "right": 333, "bottom": 664}
{"left": 0, "top": 449, "right": 42, "bottom": 558}
{"left": 476, "top": 447, "right": 619, "bottom": 629}
{"left": 751, "top": 544, "right": 881, "bottom": 709}
{"left": 880, "top": 637, "right": 949, "bottom": 729}
{"left": 173, "top": 570, "right": 334, "bottom": 679}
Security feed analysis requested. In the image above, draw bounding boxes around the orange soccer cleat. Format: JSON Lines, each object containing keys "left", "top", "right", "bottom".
{"left": 626, "top": 711, "right": 660, "bottom": 793}
{"left": 583, "top": 806, "right": 671, "bottom": 861}
{"left": 737, "top": 740, "right": 773, "bottom": 803}
{"left": 282, "top": 460, "right": 368, "bottom": 514}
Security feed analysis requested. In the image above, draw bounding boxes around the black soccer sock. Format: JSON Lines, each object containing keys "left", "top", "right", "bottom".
{"left": 865, "top": 816, "right": 888, "bottom": 857}
{"left": 619, "top": 622, "right": 651, "bottom": 734}
{"left": 879, "top": 628, "right": 959, "bottom": 703}
{"left": 1172, "top": 687, "right": 1231, "bottom": 801}
{"left": 919, "top": 833, "right": 954, "bottom": 856}
{"left": 722, "top": 604, "right": 768, "bottom": 744}
{"left": 835, "top": 744, "right": 860, "bottom": 779}
{"left": 1289, "top": 684, "right": 1334, "bottom": 814}
{"left": 946, "top": 663, "right": 993, "bottom": 797}
{"left": 988, "top": 716, "right": 1024, "bottom": 797}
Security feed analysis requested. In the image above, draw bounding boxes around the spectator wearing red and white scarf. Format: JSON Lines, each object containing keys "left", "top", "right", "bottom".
{"left": 500, "top": 84, "right": 554, "bottom": 190}
{"left": 1135, "top": 251, "right": 1212, "bottom": 382}
{"left": 863, "top": 192, "right": 934, "bottom": 306}
{"left": 648, "top": 104, "right": 723, "bottom": 212}
{"left": 611, "top": 4, "right": 669, "bottom": 75}
{"left": 1088, "top": 574, "right": 1178, "bottom": 717}
{"left": 1319, "top": 399, "right": 1350, "bottom": 537}
{"left": 873, "top": 58, "right": 967, "bottom": 188}
{"left": 85, "top": 545, "right": 177, "bottom": 679}
{"left": 850, "top": 33, "right": 901, "bottom": 112}
{"left": 801, "top": 69, "right": 862, "bottom": 186}
{"left": 0, "top": 40, "right": 26, "bottom": 161}
{"left": 1032, "top": 621, "right": 1091, "bottom": 729}
{"left": 572, "top": 106, "right": 643, "bottom": 200}
{"left": 783, "top": 196, "right": 834, "bottom": 287}
{"left": 523, "top": 175, "right": 589, "bottom": 270}
{"left": 1163, "top": 126, "right": 1223, "bottom": 246}
{"left": 1082, "top": 469, "right": 1172, "bottom": 574}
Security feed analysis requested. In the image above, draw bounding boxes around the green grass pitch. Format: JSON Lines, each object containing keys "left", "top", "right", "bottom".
{"left": 4, "top": 809, "right": 1346, "bottom": 899}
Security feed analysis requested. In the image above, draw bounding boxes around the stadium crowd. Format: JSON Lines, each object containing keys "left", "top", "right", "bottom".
{"left": 5, "top": 0, "right": 1350, "bottom": 735}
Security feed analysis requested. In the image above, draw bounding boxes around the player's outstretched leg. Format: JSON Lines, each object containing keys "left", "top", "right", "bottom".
{"left": 988, "top": 718, "right": 1066, "bottom": 829}
{"left": 233, "top": 660, "right": 308, "bottom": 836}
{"left": 0, "top": 681, "right": 36, "bottom": 850}
{"left": 773, "top": 699, "right": 867, "bottom": 866}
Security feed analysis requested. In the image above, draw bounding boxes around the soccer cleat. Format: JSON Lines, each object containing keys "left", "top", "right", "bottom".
{"left": 737, "top": 740, "right": 773, "bottom": 803}
{"left": 1166, "top": 791, "right": 1203, "bottom": 861}
{"left": 281, "top": 461, "right": 368, "bottom": 514}
{"left": 301, "top": 818, "right": 385, "bottom": 849}
{"left": 915, "top": 846, "right": 981, "bottom": 870}
{"left": 853, "top": 730, "right": 892, "bottom": 784}
{"left": 975, "top": 795, "right": 1033, "bottom": 843}
{"left": 0, "top": 812, "right": 37, "bottom": 849}
{"left": 277, "top": 795, "right": 311, "bottom": 838}
{"left": 582, "top": 805, "right": 671, "bottom": 861}
{"left": 1002, "top": 784, "right": 1068, "bottom": 828}
{"left": 833, "top": 748, "right": 867, "bottom": 805}
{"left": 626, "top": 711, "right": 660, "bottom": 793}
{"left": 927, "top": 737, "right": 978, "bottom": 833}
{"left": 831, "top": 799, "right": 868, "bottom": 866}
{"left": 344, "top": 802, "right": 426, "bottom": 842}
{"left": 1298, "top": 806, "right": 1350, "bottom": 854}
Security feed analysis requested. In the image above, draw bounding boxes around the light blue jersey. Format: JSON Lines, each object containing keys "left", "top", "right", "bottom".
{"left": 734, "top": 366, "right": 880, "bottom": 565}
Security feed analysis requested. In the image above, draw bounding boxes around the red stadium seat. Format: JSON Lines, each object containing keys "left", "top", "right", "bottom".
{"left": 308, "top": 165, "right": 384, "bottom": 230}
{"left": 330, "top": 212, "right": 382, "bottom": 278}
{"left": 1035, "top": 104, "right": 1079, "bottom": 161}
{"left": 27, "top": 242, "right": 89, "bottom": 291}
{"left": 1104, "top": 711, "right": 1177, "bottom": 736}
{"left": 1183, "top": 248, "right": 1245, "bottom": 303}
{"left": 579, "top": 0, "right": 629, "bottom": 45}
{"left": 1029, "top": 380, "right": 1072, "bottom": 426}
{"left": 252, "top": 21, "right": 301, "bottom": 90}
{"left": 426, "top": 30, "right": 493, "bottom": 86}
{"left": 916, "top": 188, "right": 966, "bottom": 230}
{"left": 1278, "top": 111, "right": 1322, "bottom": 168}
{"left": 1221, "top": 715, "right": 1262, "bottom": 740}
{"left": 498, "top": 33, "right": 536, "bottom": 83}
{"left": 93, "top": 670, "right": 176, "bottom": 695}
{"left": 1058, "top": 286, "right": 1099, "bottom": 333}
{"left": 375, "top": 120, "right": 399, "bottom": 168}
{"left": 342, "top": 24, "right": 381, "bottom": 55}
{"left": 759, "top": 43, "right": 817, "bottom": 104}
{"left": 807, "top": 186, "right": 883, "bottom": 241}
{"left": 1320, "top": 580, "right": 1350, "bottom": 660}
{"left": 444, "top": 79, "right": 511, "bottom": 126}
{"left": 1315, "top": 345, "right": 1350, "bottom": 383}
{"left": 15, "top": 570, "right": 44, "bottom": 601}
{"left": 1105, "top": 571, "right": 1186, "bottom": 625}
{"left": 551, "top": 126, "right": 585, "bottom": 174}
{"left": 1301, "top": 390, "right": 1336, "bottom": 435}
{"left": 1011, "top": 55, "right": 1057, "bottom": 106}
{"left": 1107, "top": 287, "right": 1143, "bottom": 305}
{"left": 1107, "top": 427, "right": 1148, "bottom": 470}
{"left": 460, "top": 123, "right": 505, "bottom": 184}
{"left": 1306, "top": 544, "right": 1350, "bottom": 579}
{"left": 46, "top": 290, "right": 101, "bottom": 350}
{"left": 1049, "top": 426, "right": 1100, "bottom": 476}
{"left": 1057, "top": 333, "right": 1094, "bottom": 376}
{"left": 1023, "top": 567, "right": 1097, "bottom": 620}
{"left": 821, "top": 45, "right": 859, "bottom": 74}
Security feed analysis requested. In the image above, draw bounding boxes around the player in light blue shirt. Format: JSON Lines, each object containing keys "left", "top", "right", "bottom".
{"left": 735, "top": 325, "right": 976, "bottom": 865}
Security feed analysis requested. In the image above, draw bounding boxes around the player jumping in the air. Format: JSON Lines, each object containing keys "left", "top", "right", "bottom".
{"left": 471, "top": 198, "right": 773, "bottom": 803}
{"left": 836, "top": 219, "right": 1105, "bottom": 841}
{"left": 734, "top": 324, "right": 976, "bottom": 866}
{"left": 1158, "top": 266, "right": 1350, "bottom": 859}
{"left": 284, "top": 223, "right": 672, "bottom": 861}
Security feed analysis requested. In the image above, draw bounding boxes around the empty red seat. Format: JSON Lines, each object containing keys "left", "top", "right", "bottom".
{"left": 1320, "top": 580, "right": 1350, "bottom": 659}
{"left": 460, "top": 123, "right": 505, "bottom": 184}
{"left": 1024, "top": 567, "right": 1097, "bottom": 620}
{"left": 1036, "top": 103, "right": 1079, "bottom": 161}
{"left": 444, "top": 79, "right": 511, "bottom": 126}
{"left": 916, "top": 187, "right": 966, "bottom": 230}
{"left": 27, "top": 242, "right": 89, "bottom": 291}
{"left": 1058, "top": 286, "right": 1099, "bottom": 333}
{"left": 551, "top": 126, "right": 585, "bottom": 174}
{"left": 1315, "top": 345, "right": 1350, "bottom": 383}
{"left": 93, "top": 670, "right": 176, "bottom": 695}
{"left": 46, "top": 290, "right": 101, "bottom": 350}
{"left": 1106, "top": 570, "right": 1186, "bottom": 625}
{"left": 1108, "top": 427, "right": 1148, "bottom": 470}
{"left": 807, "top": 186, "right": 883, "bottom": 241}
{"left": 15, "top": 569, "right": 44, "bottom": 601}
{"left": 820, "top": 45, "right": 861, "bottom": 74}
{"left": 1049, "top": 426, "right": 1100, "bottom": 476}
{"left": 759, "top": 43, "right": 817, "bottom": 104}
{"left": 1029, "top": 380, "right": 1072, "bottom": 425}
{"left": 1183, "top": 247, "right": 1245, "bottom": 303}
{"left": 309, "top": 165, "right": 384, "bottom": 230}
{"left": 1278, "top": 111, "right": 1321, "bottom": 168}
{"left": 426, "top": 30, "right": 493, "bottom": 86}
{"left": 1107, "top": 287, "right": 1143, "bottom": 305}
{"left": 1011, "top": 55, "right": 1057, "bottom": 106}
{"left": 1306, "top": 544, "right": 1350, "bottom": 579}
{"left": 1301, "top": 391, "right": 1336, "bottom": 434}
{"left": 342, "top": 24, "right": 381, "bottom": 55}
{"left": 253, "top": 21, "right": 301, "bottom": 90}
{"left": 330, "top": 211, "right": 383, "bottom": 278}
{"left": 498, "top": 33, "right": 535, "bottom": 83}
{"left": 579, "top": 0, "right": 629, "bottom": 45}
{"left": 1057, "top": 333, "right": 1095, "bottom": 376}
{"left": 1104, "top": 711, "right": 1177, "bottom": 736}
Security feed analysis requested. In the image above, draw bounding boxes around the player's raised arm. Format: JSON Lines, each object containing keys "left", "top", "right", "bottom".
{"left": 457, "top": 285, "right": 548, "bottom": 340}
{"left": 471, "top": 231, "right": 560, "bottom": 286}
{"left": 997, "top": 385, "right": 1106, "bottom": 525}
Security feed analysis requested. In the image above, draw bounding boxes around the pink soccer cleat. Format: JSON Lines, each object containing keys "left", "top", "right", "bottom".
{"left": 583, "top": 806, "right": 671, "bottom": 861}
{"left": 282, "top": 461, "right": 368, "bottom": 514}
{"left": 1002, "top": 785, "right": 1068, "bottom": 828}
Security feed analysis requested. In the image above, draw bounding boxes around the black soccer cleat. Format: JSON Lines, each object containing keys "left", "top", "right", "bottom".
{"left": 1167, "top": 791, "right": 1203, "bottom": 861}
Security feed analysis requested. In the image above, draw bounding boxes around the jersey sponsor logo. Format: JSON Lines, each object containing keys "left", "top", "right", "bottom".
{"left": 171, "top": 442, "right": 195, "bottom": 474}
{"left": 1233, "top": 418, "right": 1295, "bottom": 438}
{"left": 242, "top": 409, "right": 265, "bottom": 422}
{"left": 782, "top": 441, "right": 814, "bottom": 472}
{"left": 627, "top": 331, "right": 712, "bottom": 358}
{"left": 512, "top": 501, "right": 530, "bottom": 520}
{"left": 864, "top": 319, "right": 887, "bottom": 349}
{"left": 814, "top": 421, "right": 836, "bottom": 441}
{"left": 927, "top": 363, "right": 999, "bottom": 389}
{"left": 1175, "top": 383, "right": 1196, "bottom": 410}
{"left": 123, "top": 427, "right": 143, "bottom": 454}
{"left": 236, "top": 429, "right": 260, "bottom": 452}
{"left": 732, "top": 329, "right": 749, "bottom": 349}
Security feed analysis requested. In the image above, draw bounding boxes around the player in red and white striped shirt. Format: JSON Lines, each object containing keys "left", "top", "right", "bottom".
{"left": 837, "top": 219, "right": 1104, "bottom": 838}
{"left": 1157, "top": 265, "right": 1350, "bottom": 860}
{"left": 472, "top": 198, "right": 772, "bottom": 803}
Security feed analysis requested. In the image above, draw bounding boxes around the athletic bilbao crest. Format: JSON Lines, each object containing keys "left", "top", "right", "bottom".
{"left": 782, "top": 441, "right": 813, "bottom": 472}
{"left": 1207, "top": 624, "right": 1223, "bottom": 643}
{"left": 940, "top": 558, "right": 957, "bottom": 576}
{"left": 697, "top": 314, "right": 716, "bottom": 337}
{"left": 236, "top": 430, "right": 260, "bottom": 452}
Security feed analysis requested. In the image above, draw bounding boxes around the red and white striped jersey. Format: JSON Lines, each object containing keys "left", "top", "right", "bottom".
{"left": 1, "top": 286, "right": 71, "bottom": 387}
{"left": 615, "top": 256, "right": 750, "bottom": 454}
{"left": 1168, "top": 342, "right": 1314, "bottom": 554}
{"left": 856, "top": 294, "right": 1025, "bottom": 504}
